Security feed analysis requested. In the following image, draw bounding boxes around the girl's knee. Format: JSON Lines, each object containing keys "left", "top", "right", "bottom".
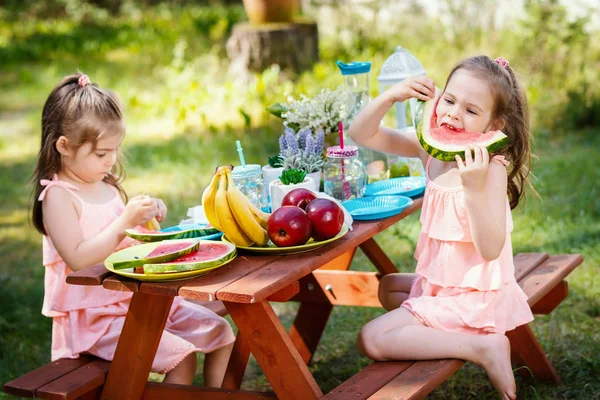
{"left": 357, "top": 324, "right": 385, "bottom": 361}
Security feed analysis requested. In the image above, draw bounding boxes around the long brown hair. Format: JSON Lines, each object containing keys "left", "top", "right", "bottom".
{"left": 443, "top": 55, "right": 535, "bottom": 210}
{"left": 31, "top": 72, "right": 128, "bottom": 235}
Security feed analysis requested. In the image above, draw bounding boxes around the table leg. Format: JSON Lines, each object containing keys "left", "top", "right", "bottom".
{"left": 226, "top": 300, "right": 323, "bottom": 400}
{"left": 221, "top": 330, "right": 251, "bottom": 390}
{"left": 101, "top": 292, "right": 174, "bottom": 400}
{"left": 359, "top": 238, "right": 399, "bottom": 275}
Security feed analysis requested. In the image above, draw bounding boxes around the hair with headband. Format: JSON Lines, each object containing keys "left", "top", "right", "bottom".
{"left": 442, "top": 55, "right": 535, "bottom": 210}
{"left": 31, "top": 72, "right": 128, "bottom": 235}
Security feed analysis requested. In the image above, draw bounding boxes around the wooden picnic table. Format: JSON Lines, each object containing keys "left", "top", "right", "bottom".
{"left": 66, "top": 197, "right": 424, "bottom": 400}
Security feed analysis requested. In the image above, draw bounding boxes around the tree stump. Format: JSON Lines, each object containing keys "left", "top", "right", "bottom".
{"left": 226, "top": 21, "right": 319, "bottom": 75}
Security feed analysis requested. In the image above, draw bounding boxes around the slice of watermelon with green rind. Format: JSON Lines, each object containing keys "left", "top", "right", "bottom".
{"left": 415, "top": 96, "right": 509, "bottom": 162}
{"left": 112, "top": 239, "right": 200, "bottom": 270}
{"left": 125, "top": 225, "right": 219, "bottom": 242}
{"left": 143, "top": 242, "right": 237, "bottom": 274}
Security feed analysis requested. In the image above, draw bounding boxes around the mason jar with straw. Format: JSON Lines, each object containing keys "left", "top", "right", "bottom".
{"left": 231, "top": 140, "right": 267, "bottom": 210}
{"left": 323, "top": 123, "right": 366, "bottom": 201}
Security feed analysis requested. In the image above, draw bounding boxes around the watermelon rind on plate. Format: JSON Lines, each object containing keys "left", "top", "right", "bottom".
{"left": 414, "top": 96, "right": 509, "bottom": 162}
{"left": 126, "top": 223, "right": 219, "bottom": 242}
{"left": 110, "top": 239, "right": 201, "bottom": 270}
{"left": 143, "top": 241, "right": 237, "bottom": 274}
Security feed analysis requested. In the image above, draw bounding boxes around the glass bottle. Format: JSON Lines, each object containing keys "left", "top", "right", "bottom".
{"left": 323, "top": 146, "right": 366, "bottom": 201}
{"left": 336, "top": 60, "right": 388, "bottom": 183}
{"left": 231, "top": 164, "right": 267, "bottom": 211}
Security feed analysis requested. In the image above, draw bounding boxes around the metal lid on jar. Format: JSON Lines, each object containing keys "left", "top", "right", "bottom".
{"left": 231, "top": 164, "right": 262, "bottom": 179}
{"left": 326, "top": 145, "right": 359, "bottom": 158}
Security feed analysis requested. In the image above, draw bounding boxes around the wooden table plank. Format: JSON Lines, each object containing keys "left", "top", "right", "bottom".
{"left": 36, "top": 359, "right": 110, "bottom": 400}
{"left": 368, "top": 359, "right": 465, "bottom": 399}
{"left": 216, "top": 198, "right": 422, "bottom": 304}
{"left": 140, "top": 254, "right": 282, "bottom": 299}
{"left": 520, "top": 254, "right": 583, "bottom": 306}
{"left": 323, "top": 362, "right": 413, "bottom": 400}
{"left": 66, "top": 264, "right": 111, "bottom": 286}
{"left": 291, "top": 270, "right": 382, "bottom": 307}
{"left": 514, "top": 253, "right": 549, "bottom": 281}
{"left": 2, "top": 357, "right": 96, "bottom": 398}
{"left": 102, "top": 275, "right": 140, "bottom": 292}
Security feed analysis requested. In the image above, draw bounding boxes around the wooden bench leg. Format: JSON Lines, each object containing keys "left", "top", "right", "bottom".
{"left": 506, "top": 324, "right": 560, "bottom": 384}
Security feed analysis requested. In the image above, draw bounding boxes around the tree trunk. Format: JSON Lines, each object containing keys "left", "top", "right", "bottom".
{"left": 226, "top": 21, "right": 319, "bottom": 75}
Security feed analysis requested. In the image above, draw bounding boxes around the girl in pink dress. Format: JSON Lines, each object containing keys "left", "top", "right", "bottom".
{"left": 31, "top": 73, "right": 235, "bottom": 387}
{"left": 348, "top": 56, "right": 535, "bottom": 400}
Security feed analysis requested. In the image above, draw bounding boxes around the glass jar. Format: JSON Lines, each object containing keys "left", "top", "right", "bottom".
{"left": 231, "top": 164, "right": 267, "bottom": 210}
{"left": 323, "top": 146, "right": 366, "bottom": 201}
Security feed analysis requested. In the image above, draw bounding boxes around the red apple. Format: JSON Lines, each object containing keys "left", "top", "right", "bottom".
{"left": 305, "top": 198, "right": 344, "bottom": 241}
{"left": 281, "top": 188, "right": 317, "bottom": 210}
{"left": 267, "top": 206, "right": 313, "bottom": 247}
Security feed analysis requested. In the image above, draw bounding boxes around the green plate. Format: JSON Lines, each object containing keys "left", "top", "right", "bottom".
{"left": 221, "top": 224, "right": 349, "bottom": 255}
{"left": 105, "top": 240, "right": 236, "bottom": 282}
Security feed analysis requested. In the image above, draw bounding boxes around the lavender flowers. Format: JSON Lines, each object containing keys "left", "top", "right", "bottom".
{"left": 279, "top": 127, "right": 325, "bottom": 173}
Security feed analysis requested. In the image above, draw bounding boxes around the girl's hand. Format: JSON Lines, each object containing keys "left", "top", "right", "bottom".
{"left": 154, "top": 198, "right": 167, "bottom": 223}
{"left": 121, "top": 195, "right": 159, "bottom": 228}
{"left": 387, "top": 76, "right": 435, "bottom": 103}
{"left": 455, "top": 145, "right": 490, "bottom": 193}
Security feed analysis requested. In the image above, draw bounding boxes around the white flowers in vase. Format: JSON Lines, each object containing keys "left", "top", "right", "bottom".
{"left": 267, "top": 86, "right": 349, "bottom": 137}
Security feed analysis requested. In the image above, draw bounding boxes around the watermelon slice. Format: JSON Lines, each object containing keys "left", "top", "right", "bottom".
{"left": 111, "top": 239, "right": 200, "bottom": 270}
{"left": 143, "top": 242, "right": 237, "bottom": 274}
{"left": 414, "top": 96, "right": 508, "bottom": 161}
{"left": 125, "top": 224, "right": 219, "bottom": 242}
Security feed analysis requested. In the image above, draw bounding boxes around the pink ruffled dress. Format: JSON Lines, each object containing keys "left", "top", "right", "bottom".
{"left": 40, "top": 175, "right": 235, "bottom": 373}
{"left": 401, "top": 157, "right": 534, "bottom": 335}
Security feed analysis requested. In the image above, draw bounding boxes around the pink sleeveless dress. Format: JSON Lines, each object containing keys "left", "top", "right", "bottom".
{"left": 40, "top": 175, "right": 235, "bottom": 373}
{"left": 401, "top": 157, "right": 534, "bottom": 335}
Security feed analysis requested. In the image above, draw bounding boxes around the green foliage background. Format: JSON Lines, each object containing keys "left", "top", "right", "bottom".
{"left": 1, "top": 1, "right": 598, "bottom": 399}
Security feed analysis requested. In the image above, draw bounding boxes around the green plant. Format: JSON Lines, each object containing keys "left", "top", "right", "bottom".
{"left": 279, "top": 168, "right": 306, "bottom": 185}
{"left": 268, "top": 154, "right": 283, "bottom": 168}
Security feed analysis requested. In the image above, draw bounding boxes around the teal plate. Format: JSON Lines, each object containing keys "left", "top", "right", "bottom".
{"left": 365, "top": 176, "right": 426, "bottom": 198}
{"left": 342, "top": 196, "right": 413, "bottom": 221}
{"left": 126, "top": 223, "right": 222, "bottom": 242}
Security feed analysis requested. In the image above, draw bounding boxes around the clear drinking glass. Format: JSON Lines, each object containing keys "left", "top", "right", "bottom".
{"left": 231, "top": 164, "right": 267, "bottom": 210}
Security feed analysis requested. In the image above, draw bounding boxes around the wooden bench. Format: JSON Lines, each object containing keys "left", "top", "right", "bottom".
{"left": 2, "top": 300, "right": 228, "bottom": 399}
{"left": 323, "top": 252, "right": 583, "bottom": 400}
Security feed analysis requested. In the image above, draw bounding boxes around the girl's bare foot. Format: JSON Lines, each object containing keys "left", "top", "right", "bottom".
{"left": 475, "top": 334, "right": 517, "bottom": 400}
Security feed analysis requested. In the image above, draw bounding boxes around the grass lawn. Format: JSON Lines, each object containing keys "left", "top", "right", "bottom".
{"left": 1, "top": 5, "right": 599, "bottom": 400}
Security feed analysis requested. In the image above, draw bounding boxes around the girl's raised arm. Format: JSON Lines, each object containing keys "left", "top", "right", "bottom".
{"left": 348, "top": 76, "right": 434, "bottom": 161}
{"left": 42, "top": 189, "right": 157, "bottom": 271}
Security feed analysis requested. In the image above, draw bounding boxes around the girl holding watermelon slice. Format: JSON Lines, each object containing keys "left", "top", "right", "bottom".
{"left": 30, "top": 73, "right": 235, "bottom": 387}
{"left": 350, "top": 56, "right": 534, "bottom": 400}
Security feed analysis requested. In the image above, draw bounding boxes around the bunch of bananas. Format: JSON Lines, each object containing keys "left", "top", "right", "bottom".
{"left": 202, "top": 166, "right": 271, "bottom": 247}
